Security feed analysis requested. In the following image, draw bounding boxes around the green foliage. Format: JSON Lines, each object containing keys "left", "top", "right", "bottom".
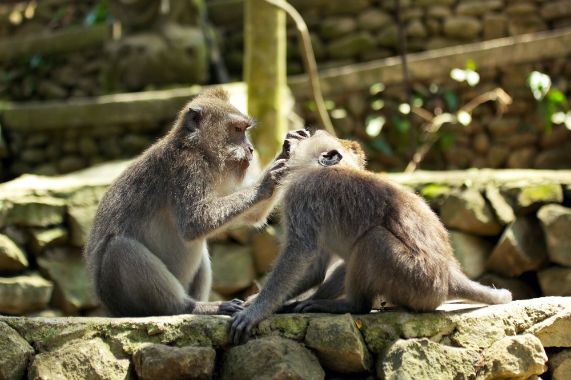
{"left": 84, "top": 1, "right": 110, "bottom": 26}
{"left": 528, "top": 71, "right": 569, "bottom": 132}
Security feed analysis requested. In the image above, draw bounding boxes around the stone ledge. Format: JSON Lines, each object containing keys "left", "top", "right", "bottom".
{"left": 1, "top": 297, "right": 570, "bottom": 379}
{"left": 289, "top": 27, "right": 571, "bottom": 96}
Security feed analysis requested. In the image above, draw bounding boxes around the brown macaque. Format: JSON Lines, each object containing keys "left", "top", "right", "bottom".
{"left": 84, "top": 87, "right": 309, "bottom": 317}
{"left": 230, "top": 130, "right": 512, "bottom": 344}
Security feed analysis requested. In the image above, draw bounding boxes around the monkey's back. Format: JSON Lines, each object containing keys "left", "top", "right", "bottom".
{"left": 282, "top": 167, "right": 454, "bottom": 261}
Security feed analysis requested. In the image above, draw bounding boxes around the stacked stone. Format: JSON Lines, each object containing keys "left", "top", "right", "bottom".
{"left": 1, "top": 165, "right": 570, "bottom": 318}
{"left": 209, "top": 0, "right": 571, "bottom": 78}
{"left": 299, "top": 53, "right": 571, "bottom": 172}
{"left": 2, "top": 49, "right": 106, "bottom": 102}
{"left": 7, "top": 125, "right": 163, "bottom": 177}
{"left": 0, "top": 185, "right": 108, "bottom": 317}
{"left": 1, "top": 297, "right": 570, "bottom": 379}
{"left": 418, "top": 179, "right": 571, "bottom": 300}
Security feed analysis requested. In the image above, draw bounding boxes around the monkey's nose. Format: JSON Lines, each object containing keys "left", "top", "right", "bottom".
{"left": 248, "top": 146, "right": 254, "bottom": 154}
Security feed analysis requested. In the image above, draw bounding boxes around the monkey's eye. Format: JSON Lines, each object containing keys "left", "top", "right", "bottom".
{"left": 235, "top": 126, "right": 243, "bottom": 133}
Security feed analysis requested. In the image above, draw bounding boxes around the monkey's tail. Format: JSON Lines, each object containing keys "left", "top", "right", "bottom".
{"left": 447, "top": 266, "right": 512, "bottom": 305}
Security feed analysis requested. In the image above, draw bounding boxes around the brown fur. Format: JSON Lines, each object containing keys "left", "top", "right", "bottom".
{"left": 230, "top": 130, "right": 512, "bottom": 344}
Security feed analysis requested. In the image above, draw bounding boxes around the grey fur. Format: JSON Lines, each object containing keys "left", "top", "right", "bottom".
{"left": 230, "top": 130, "right": 512, "bottom": 344}
{"left": 84, "top": 87, "right": 309, "bottom": 317}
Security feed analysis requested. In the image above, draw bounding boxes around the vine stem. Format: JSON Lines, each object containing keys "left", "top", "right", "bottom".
{"left": 263, "top": 0, "right": 336, "bottom": 136}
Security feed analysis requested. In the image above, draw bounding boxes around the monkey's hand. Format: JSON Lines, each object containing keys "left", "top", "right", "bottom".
{"left": 217, "top": 299, "right": 244, "bottom": 316}
{"left": 229, "top": 308, "right": 263, "bottom": 345}
{"left": 277, "top": 129, "right": 311, "bottom": 160}
{"left": 257, "top": 158, "right": 288, "bottom": 200}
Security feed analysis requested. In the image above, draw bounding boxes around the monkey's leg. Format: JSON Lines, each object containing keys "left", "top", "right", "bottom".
{"left": 293, "top": 251, "right": 373, "bottom": 314}
{"left": 100, "top": 236, "right": 242, "bottom": 317}
{"left": 309, "top": 261, "right": 346, "bottom": 300}
{"left": 278, "top": 250, "right": 332, "bottom": 313}
{"left": 188, "top": 248, "right": 212, "bottom": 301}
{"left": 230, "top": 239, "right": 319, "bottom": 344}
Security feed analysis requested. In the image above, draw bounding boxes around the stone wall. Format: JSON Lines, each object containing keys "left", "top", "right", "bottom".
{"left": 0, "top": 83, "right": 299, "bottom": 179}
{"left": 300, "top": 52, "right": 571, "bottom": 172}
{"left": 0, "top": 165, "right": 570, "bottom": 318}
{"left": 208, "top": 0, "right": 571, "bottom": 78}
{"left": 0, "top": 0, "right": 208, "bottom": 101}
{"left": 1, "top": 297, "right": 570, "bottom": 379}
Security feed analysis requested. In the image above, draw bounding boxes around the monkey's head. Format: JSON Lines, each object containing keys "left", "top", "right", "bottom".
{"left": 289, "top": 130, "right": 366, "bottom": 171}
{"left": 172, "top": 87, "right": 255, "bottom": 175}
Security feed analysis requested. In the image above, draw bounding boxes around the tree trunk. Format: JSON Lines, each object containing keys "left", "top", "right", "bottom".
{"left": 244, "top": 0, "right": 287, "bottom": 166}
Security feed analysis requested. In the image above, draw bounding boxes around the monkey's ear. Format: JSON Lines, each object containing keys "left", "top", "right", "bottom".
{"left": 318, "top": 150, "right": 343, "bottom": 166}
{"left": 183, "top": 106, "right": 202, "bottom": 131}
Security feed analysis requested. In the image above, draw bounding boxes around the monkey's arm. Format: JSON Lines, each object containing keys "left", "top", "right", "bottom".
{"left": 179, "top": 160, "right": 287, "bottom": 240}
{"left": 230, "top": 240, "right": 318, "bottom": 344}
{"left": 232, "top": 129, "right": 311, "bottom": 226}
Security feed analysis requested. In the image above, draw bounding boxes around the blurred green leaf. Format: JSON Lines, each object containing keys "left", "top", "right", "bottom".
{"left": 443, "top": 90, "right": 459, "bottom": 112}
{"left": 439, "top": 132, "right": 455, "bottom": 151}
{"left": 84, "top": 1, "right": 109, "bottom": 26}
{"left": 391, "top": 115, "right": 411, "bottom": 134}
{"left": 465, "top": 59, "right": 477, "bottom": 72}
{"left": 547, "top": 90, "right": 568, "bottom": 109}
{"left": 370, "top": 138, "right": 393, "bottom": 156}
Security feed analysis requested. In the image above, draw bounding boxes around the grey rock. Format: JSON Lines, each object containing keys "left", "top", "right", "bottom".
{"left": 507, "top": 147, "right": 537, "bottom": 168}
{"left": 485, "top": 186, "right": 515, "bottom": 225}
{"left": 550, "top": 349, "right": 571, "bottom": 380}
{"left": 538, "top": 267, "right": 571, "bottom": 297}
{"left": 528, "top": 308, "right": 571, "bottom": 347}
{"left": 406, "top": 19, "right": 427, "bottom": 39}
{"left": 443, "top": 16, "right": 482, "bottom": 40}
{"left": 377, "top": 338, "right": 477, "bottom": 379}
{"left": 440, "top": 190, "right": 502, "bottom": 236}
{"left": 326, "top": 32, "right": 376, "bottom": 59}
{"left": 427, "top": 5, "right": 451, "bottom": 18}
{"left": 58, "top": 156, "right": 87, "bottom": 173}
{"left": 507, "top": 184, "right": 563, "bottom": 213}
{"left": 305, "top": 314, "right": 371, "bottom": 373}
{"left": 0, "top": 197, "right": 66, "bottom": 228}
{"left": 0, "top": 233, "right": 28, "bottom": 273}
{"left": 28, "top": 338, "right": 130, "bottom": 380}
{"left": 211, "top": 243, "right": 255, "bottom": 296}
{"left": 357, "top": 9, "right": 391, "bottom": 30}
{"left": 221, "top": 336, "right": 324, "bottom": 380}
{"left": 29, "top": 227, "right": 68, "bottom": 255}
{"left": 38, "top": 253, "right": 98, "bottom": 315}
{"left": 0, "top": 321, "right": 34, "bottom": 380}
{"left": 487, "top": 217, "right": 547, "bottom": 277}
{"left": 477, "top": 334, "right": 547, "bottom": 379}
{"left": 325, "top": 0, "right": 370, "bottom": 15}
{"left": 133, "top": 344, "right": 215, "bottom": 380}
{"left": 319, "top": 18, "right": 357, "bottom": 39}
{"left": 537, "top": 204, "right": 571, "bottom": 266}
{"left": 377, "top": 24, "right": 398, "bottom": 47}
{"left": 0, "top": 273, "right": 53, "bottom": 314}
{"left": 457, "top": 0, "right": 503, "bottom": 16}
{"left": 67, "top": 204, "right": 98, "bottom": 247}
{"left": 449, "top": 231, "right": 492, "bottom": 279}
{"left": 541, "top": 1, "right": 571, "bottom": 20}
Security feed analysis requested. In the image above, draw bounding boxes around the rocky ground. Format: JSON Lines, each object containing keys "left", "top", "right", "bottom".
{"left": 0, "top": 297, "right": 570, "bottom": 379}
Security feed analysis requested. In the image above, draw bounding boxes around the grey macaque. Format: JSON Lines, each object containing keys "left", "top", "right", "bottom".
{"left": 84, "top": 87, "right": 309, "bottom": 317}
{"left": 230, "top": 130, "right": 512, "bottom": 344}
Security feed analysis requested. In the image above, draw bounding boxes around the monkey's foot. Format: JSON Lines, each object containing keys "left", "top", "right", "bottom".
{"left": 293, "top": 299, "right": 368, "bottom": 314}
{"left": 218, "top": 299, "right": 244, "bottom": 316}
{"left": 229, "top": 310, "right": 260, "bottom": 345}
